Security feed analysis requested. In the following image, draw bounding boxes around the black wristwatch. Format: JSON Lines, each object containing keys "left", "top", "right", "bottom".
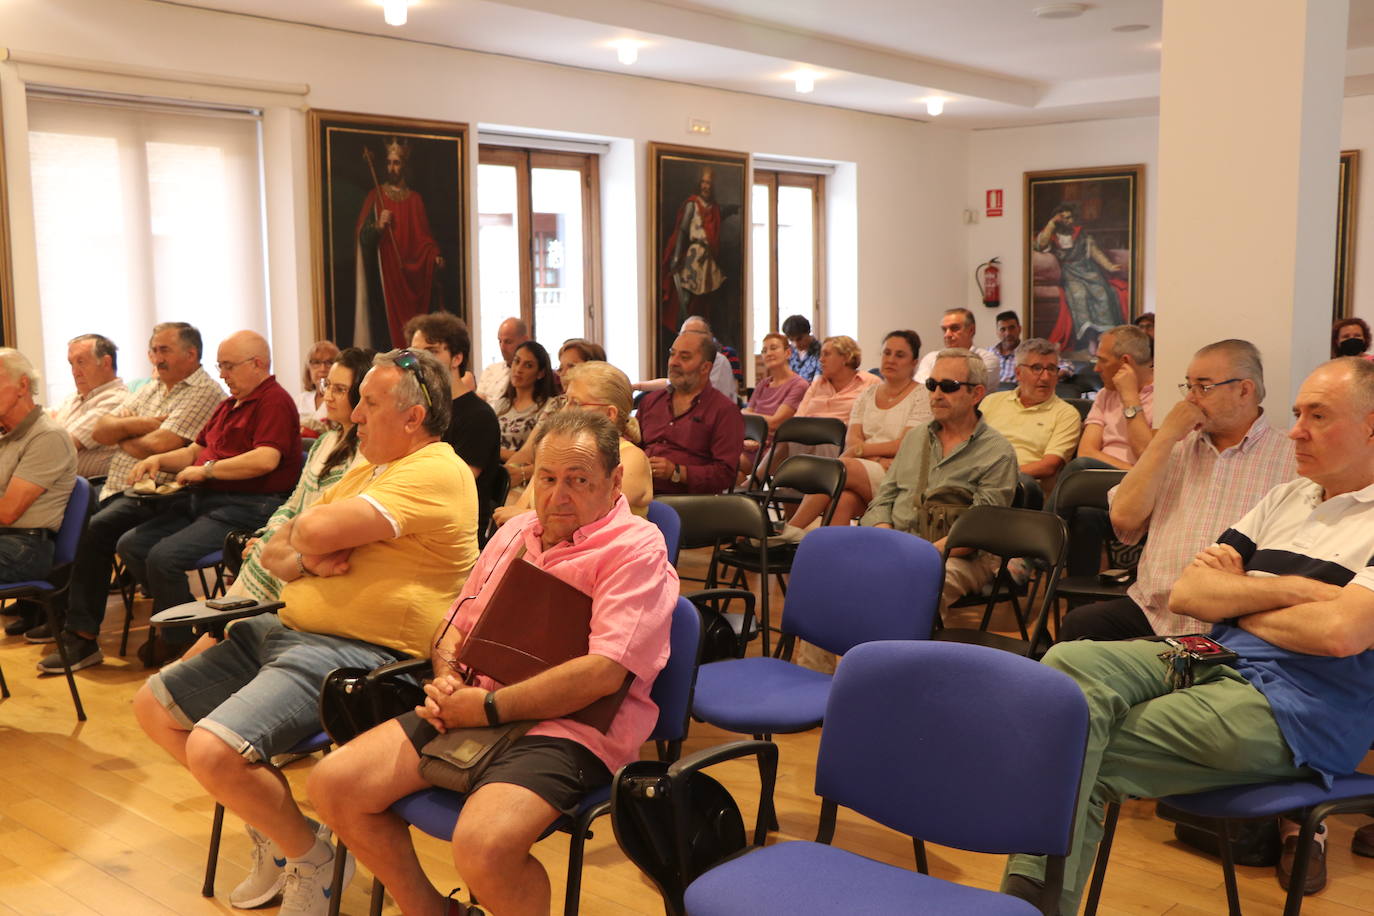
{"left": 484, "top": 690, "right": 501, "bottom": 726}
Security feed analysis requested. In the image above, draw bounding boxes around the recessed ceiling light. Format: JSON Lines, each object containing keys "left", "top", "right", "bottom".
{"left": 1033, "top": 3, "right": 1088, "bottom": 19}
{"left": 1112, "top": 23, "right": 1150, "bottom": 32}
{"left": 610, "top": 40, "right": 643, "bottom": 65}
{"left": 381, "top": 0, "right": 409, "bottom": 27}
{"left": 923, "top": 97, "right": 946, "bottom": 117}
{"left": 788, "top": 69, "right": 820, "bottom": 93}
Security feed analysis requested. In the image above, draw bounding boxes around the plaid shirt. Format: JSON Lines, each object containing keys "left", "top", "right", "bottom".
{"left": 1111, "top": 414, "right": 1297, "bottom": 635}
{"left": 101, "top": 367, "right": 224, "bottom": 499}
{"left": 789, "top": 339, "right": 821, "bottom": 381}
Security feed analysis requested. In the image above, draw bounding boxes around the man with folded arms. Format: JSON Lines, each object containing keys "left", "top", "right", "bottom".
{"left": 1003, "top": 357, "right": 1374, "bottom": 914}
{"left": 50, "top": 333, "right": 127, "bottom": 478}
{"left": 134, "top": 348, "right": 478, "bottom": 916}
{"left": 309, "top": 409, "right": 678, "bottom": 916}
{"left": 33, "top": 322, "right": 221, "bottom": 661}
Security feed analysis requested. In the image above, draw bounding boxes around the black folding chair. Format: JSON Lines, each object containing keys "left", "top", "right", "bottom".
{"left": 1049, "top": 468, "right": 1144, "bottom": 629}
{"left": 657, "top": 493, "right": 773, "bottom": 656}
{"left": 742, "top": 416, "right": 846, "bottom": 510}
{"left": 932, "top": 505, "right": 1067, "bottom": 658}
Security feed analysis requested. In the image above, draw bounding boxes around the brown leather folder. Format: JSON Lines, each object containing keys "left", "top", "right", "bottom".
{"left": 457, "top": 556, "right": 631, "bottom": 732}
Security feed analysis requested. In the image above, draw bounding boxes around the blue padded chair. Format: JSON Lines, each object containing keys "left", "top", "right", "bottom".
{"left": 1085, "top": 774, "right": 1374, "bottom": 916}
{"left": 646, "top": 499, "right": 682, "bottom": 567}
{"left": 678, "top": 640, "right": 1089, "bottom": 916}
{"left": 690, "top": 526, "right": 942, "bottom": 827}
{"left": 0, "top": 476, "right": 93, "bottom": 720}
{"left": 360, "top": 595, "right": 703, "bottom": 916}
{"left": 194, "top": 549, "right": 229, "bottom": 599}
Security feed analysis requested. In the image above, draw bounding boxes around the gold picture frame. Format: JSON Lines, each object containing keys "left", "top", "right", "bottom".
{"left": 1334, "top": 149, "right": 1360, "bottom": 321}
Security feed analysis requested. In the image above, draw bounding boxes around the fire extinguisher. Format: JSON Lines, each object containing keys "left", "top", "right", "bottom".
{"left": 976, "top": 258, "right": 1001, "bottom": 308}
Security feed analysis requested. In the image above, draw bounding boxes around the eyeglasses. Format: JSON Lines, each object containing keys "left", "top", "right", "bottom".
{"left": 1177, "top": 378, "right": 1242, "bottom": 397}
{"left": 566, "top": 397, "right": 612, "bottom": 410}
{"left": 308, "top": 358, "right": 336, "bottom": 368}
{"left": 216, "top": 357, "right": 256, "bottom": 373}
{"left": 394, "top": 348, "right": 433, "bottom": 407}
{"left": 1018, "top": 364, "right": 1059, "bottom": 376}
{"left": 925, "top": 378, "right": 978, "bottom": 393}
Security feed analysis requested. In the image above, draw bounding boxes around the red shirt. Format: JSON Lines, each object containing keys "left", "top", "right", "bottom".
{"left": 637, "top": 385, "right": 743, "bottom": 494}
{"left": 195, "top": 375, "right": 302, "bottom": 494}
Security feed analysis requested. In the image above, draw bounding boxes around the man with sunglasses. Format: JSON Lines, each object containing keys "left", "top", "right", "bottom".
{"left": 860, "top": 347, "right": 1018, "bottom": 611}
{"left": 981, "top": 337, "right": 1085, "bottom": 504}
{"left": 111, "top": 331, "right": 302, "bottom": 657}
{"left": 134, "top": 347, "right": 479, "bottom": 916}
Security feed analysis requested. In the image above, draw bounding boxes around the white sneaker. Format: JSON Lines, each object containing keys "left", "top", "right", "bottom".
{"left": 229, "top": 822, "right": 333, "bottom": 909}
{"left": 230, "top": 824, "right": 287, "bottom": 908}
{"left": 279, "top": 843, "right": 356, "bottom": 916}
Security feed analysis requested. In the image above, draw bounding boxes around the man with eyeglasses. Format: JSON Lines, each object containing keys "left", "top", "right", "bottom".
{"left": 113, "top": 330, "right": 301, "bottom": 660}
{"left": 33, "top": 322, "right": 222, "bottom": 665}
{"left": 1061, "top": 340, "right": 1296, "bottom": 643}
{"left": 860, "top": 347, "right": 1018, "bottom": 611}
{"left": 981, "top": 337, "right": 1085, "bottom": 505}
{"left": 134, "top": 347, "right": 479, "bottom": 916}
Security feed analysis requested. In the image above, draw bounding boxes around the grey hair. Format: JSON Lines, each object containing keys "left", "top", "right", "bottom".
{"left": 1330, "top": 356, "right": 1374, "bottom": 414}
{"left": 943, "top": 307, "right": 976, "bottom": 329}
{"left": 151, "top": 322, "right": 203, "bottom": 360}
{"left": 1014, "top": 337, "right": 1059, "bottom": 363}
{"left": 532, "top": 408, "right": 622, "bottom": 476}
{"left": 0, "top": 348, "right": 41, "bottom": 399}
{"left": 681, "top": 329, "right": 718, "bottom": 366}
{"left": 935, "top": 347, "right": 987, "bottom": 388}
{"left": 1105, "top": 324, "right": 1152, "bottom": 366}
{"left": 373, "top": 348, "right": 451, "bottom": 436}
{"left": 69, "top": 333, "right": 119, "bottom": 373}
{"left": 1195, "top": 339, "right": 1266, "bottom": 402}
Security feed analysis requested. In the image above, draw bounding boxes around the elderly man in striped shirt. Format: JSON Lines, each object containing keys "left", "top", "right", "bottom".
{"left": 1059, "top": 339, "right": 1297, "bottom": 642}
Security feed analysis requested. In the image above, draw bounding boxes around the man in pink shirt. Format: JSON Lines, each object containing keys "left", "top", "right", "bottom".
{"left": 310, "top": 409, "right": 678, "bottom": 916}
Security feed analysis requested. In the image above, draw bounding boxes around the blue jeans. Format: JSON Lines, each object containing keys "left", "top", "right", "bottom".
{"left": 0, "top": 532, "right": 56, "bottom": 583}
{"left": 117, "top": 491, "right": 284, "bottom": 612}
{"left": 64, "top": 494, "right": 157, "bottom": 635}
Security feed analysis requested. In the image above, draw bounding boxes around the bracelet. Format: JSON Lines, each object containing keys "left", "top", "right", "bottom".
{"left": 294, "top": 552, "right": 312, "bottom": 578}
{"left": 484, "top": 690, "right": 501, "bottom": 726}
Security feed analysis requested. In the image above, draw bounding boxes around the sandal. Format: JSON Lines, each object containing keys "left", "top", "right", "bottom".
{"left": 444, "top": 888, "right": 486, "bottom": 916}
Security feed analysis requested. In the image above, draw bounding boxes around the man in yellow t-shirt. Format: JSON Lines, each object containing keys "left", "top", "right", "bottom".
{"left": 980, "top": 337, "right": 1084, "bottom": 505}
{"left": 134, "top": 348, "right": 477, "bottom": 913}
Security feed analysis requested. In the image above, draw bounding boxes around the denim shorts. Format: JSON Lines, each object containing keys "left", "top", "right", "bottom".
{"left": 149, "top": 613, "right": 405, "bottom": 763}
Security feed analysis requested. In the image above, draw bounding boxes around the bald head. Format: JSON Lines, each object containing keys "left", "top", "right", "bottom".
{"left": 497, "top": 317, "right": 529, "bottom": 364}
{"left": 217, "top": 330, "right": 272, "bottom": 399}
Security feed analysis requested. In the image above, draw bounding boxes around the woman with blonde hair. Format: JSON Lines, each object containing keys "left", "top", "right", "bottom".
{"left": 795, "top": 335, "right": 878, "bottom": 422}
{"left": 296, "top": 339, "right": 339, "bottom": 434}
{"left": 496, "top": 360, "right": 653, "bottom": 526}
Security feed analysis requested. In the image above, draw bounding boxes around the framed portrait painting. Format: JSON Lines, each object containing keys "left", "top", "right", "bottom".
{"left": 309, "top": 109, "right": 468, "bottom": 351}
{"left": 649, "top": 142, "right": 749, "bottom": 377}
{"left": 1024, "top": 164, "right": 1144, "bottom": 362}
{"left": 1334, "top": 149, "right": 1360, "bottom": 322}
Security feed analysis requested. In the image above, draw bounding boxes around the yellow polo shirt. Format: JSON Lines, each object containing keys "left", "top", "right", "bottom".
{"left": 980, "top": 390, "right": 1083, "bottom": 468}
{"left": 280, "top": 442, "right": 478, "bottom": 657}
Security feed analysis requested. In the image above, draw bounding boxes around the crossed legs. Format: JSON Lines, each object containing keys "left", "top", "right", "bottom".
{"left": 788, "top": 457, "right": 876, "bottom": 528}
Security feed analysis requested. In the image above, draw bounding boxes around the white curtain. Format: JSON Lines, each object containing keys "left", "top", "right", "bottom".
{"left": 26, "top": 94, "right": 268, "bottom": 404}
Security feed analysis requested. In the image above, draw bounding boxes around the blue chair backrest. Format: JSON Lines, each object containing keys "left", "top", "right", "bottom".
{"left": 782, "top": 526, "right": 942, "bottom": 655}
{"left": 648, "top": 597, "right": 702, "bottom": 743}
{"left": 54, "top": 476, "right": 91, "bottom": 568}
{"left": 816, "top": 640, "right": 1088, "bottom": 857}
{"left": 645, "top": 500, "right": 682, "bottom": 567}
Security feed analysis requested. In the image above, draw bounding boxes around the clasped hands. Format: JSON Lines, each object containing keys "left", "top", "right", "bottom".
{"left": 416, "top": 674, "right": 487, "bottom": 733}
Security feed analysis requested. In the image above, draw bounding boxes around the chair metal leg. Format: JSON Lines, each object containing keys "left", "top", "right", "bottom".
{"left": 203, "top": 802, "right": 225, "bottom": 896}
{"left": 564, "top": 800, "right": 609, "bottom": 916}
{"left": 116, "top": 559, "right": 136, "bottom": 656}
{"left": 753, "top": 733, "right": 780, "bottom": 832}
{"left": 912, "top": 838, "right": 928, "bottom": 874}
{"left": 327, "top": 839, "right": 349, "bottom": 916}
{"left": 44, "top": 595, "right": 86, "bottom": 721}
{"left": 369, "top": 876, "right": 385, "bottom": 916}
{"left": 1215, "top": 819, "right": 1243, "bottom": 916}
{"left": 1082, "top": 801, "right": 1120, "bottom": 916}
{"left": 0, "top": 660, "right": 9, "bottom": 698}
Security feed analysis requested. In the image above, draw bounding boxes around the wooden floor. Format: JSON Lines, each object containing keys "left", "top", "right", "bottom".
{"left": 1, "top": 550, "right": 1373, "bottom": 915}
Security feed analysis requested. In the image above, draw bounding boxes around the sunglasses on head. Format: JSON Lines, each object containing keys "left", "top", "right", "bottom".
{"left": 924, "top": 377, "right": 977, "bottom": 393}
{"left": 393, "top": 348, "right": 433, "bottom": 407}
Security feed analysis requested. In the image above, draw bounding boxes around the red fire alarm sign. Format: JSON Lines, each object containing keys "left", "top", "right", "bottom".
{"left": 986, "top": 189, "right": 1003, "bottom": 218}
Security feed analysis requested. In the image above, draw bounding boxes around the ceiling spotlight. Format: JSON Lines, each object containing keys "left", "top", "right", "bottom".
{"left": 791, "top": 69, "right": 818, "bottom": 94}
{"left": 382, "top": 0, "right": 408, "bottom": 27}
{"left": 612, "top": 40, "right": 642, "bottom": 65}
{"left": 1033, "top": 3, "right": 1088, "bottom": 19}
{"left": 924, "top": 97, "right": 946, "bottom": 117}
{"left": 1112, "top": 23, "right": 1150, "bottom": 32}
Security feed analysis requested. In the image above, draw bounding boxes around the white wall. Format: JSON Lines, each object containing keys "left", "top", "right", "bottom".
{"left": 965, "top": 102, "right": 1374, "bottom": 335}
{"left": 0, "top": 0, "right": 970, "bottom": 391}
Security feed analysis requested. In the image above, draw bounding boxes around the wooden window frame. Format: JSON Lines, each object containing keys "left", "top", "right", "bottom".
{"left": 752, "top": 169, "right": 825, "bottom": 339}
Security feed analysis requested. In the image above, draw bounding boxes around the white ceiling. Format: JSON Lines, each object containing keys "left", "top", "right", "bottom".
{"left": 161, "top": 0, "right": 1374, "bottom": 128}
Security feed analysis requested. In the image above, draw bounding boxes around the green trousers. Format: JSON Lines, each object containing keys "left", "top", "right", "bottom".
{"left": 1004, "top": 639, "right": 1311, "bottom": 914}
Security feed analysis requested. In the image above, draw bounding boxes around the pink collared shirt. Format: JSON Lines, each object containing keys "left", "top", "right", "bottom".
{"left": 444, "top": 495, "right": 679, "bottom": 771}
{"left": 1112, "top": 414, "right": 1297, "bottom": 635}
{"left": 1085, "top": 384, "right": 1154, "bottom": 464}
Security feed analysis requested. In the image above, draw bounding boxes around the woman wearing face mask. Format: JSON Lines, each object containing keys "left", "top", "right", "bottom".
{"left": 1331, "top": 318, "right": 1373, "bottom": 359}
